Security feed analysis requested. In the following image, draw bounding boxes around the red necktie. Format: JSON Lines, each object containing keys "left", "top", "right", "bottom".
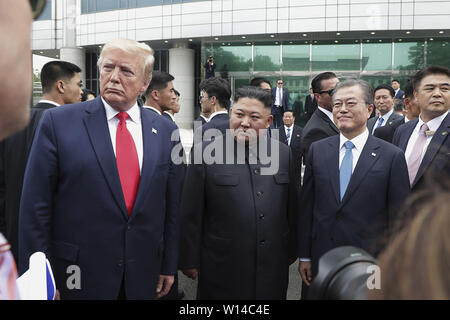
{"left": 116, "top": 112, "right": 140, "bottom": 217}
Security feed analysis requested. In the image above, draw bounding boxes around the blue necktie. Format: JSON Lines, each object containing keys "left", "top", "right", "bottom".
{"left": 375, "top": 117, "right": 384, "bottom": 130}
{"left": 286, "top": 127, "right": 291, "bottom": 145}
{"left": 340, "top": 141, "right": 355, "bottom": 200}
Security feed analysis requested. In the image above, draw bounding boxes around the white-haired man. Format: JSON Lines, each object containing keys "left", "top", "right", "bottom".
{"left": 19, "top": 39, "right": 182, "bottom": 300}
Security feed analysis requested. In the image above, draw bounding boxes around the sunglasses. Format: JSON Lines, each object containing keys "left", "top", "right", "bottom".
{"left": 318, "top": 89, "right": 334, "bottom": 96}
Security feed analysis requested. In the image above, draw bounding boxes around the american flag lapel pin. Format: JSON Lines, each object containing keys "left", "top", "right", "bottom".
{"left": 152, "top": 128, "right": 157, "bottom": 134}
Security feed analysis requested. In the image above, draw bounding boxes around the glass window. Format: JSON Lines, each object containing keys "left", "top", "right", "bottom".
{"left": 81, "top": 0, "right": 89, "bottom": 13}
{"left": 312, "top": 42, "right": 360, "bottom": 71}
{"left": 360, "top": 75, "right": 392, "bottom": 89}
{"left": 120, "top": 0, "right": 128, "bottom": 8}
{"left": 209, "top": 44, "right": 252, "bottom": 72}
{"left": 362, "top": 41, "right": 392, "bottom": 71}
{"left": 254, "top": 43, "right": 280, "bottom": 72}
{"left": 394, "top": 41, "right": 424, "bottom": 71}
{"left": 136, "top": 0, "right": 163, "bottom": 7}
{"left": 282, "top": 43, "right": 310, "bottom": 71}
{"left": 161, "top": 50, "right": 169, "bottom": 72}
{"left": 96, "top": 0, "right": 119, "bottom": 11}
{"left": 283, "top": 76, "right": 311, "bottom": 127}
{"left": 36, "top": 0, "right": 52, "bottom": 20}
{"left": 153, "top": 50, "right": 161, "bottom": 71}
{"left": 426, "top": 38, "right": 450, "bottom": 68}
{"left": 163, "top": 0, "right": 172, "bottom": 4}
{"left": 89, "top": 0, "right": 96, "bottom": 12}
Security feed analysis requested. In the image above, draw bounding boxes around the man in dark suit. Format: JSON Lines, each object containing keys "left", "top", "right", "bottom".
{"left": 18, "top": 39, "right": 182, "bottom": 299}
{"left": 374, "top": 81, "right": 420, "bottom": 143}
{"left": 0, "top": 60, "right": 82, "bottom": 263}
{"left": 392, "top": 79, "right": 405, "bottom": 102}
{"left": 278, "top": 110, "right": 303, "bottom": 187}
{"left": 180, "top": 86, "right": 298, "bottom": 299}
{"left": 393, "top": 66, "right": 450, "bottom": 192}
{"left": 271, "top": 79, "right": 290, "bottom": 128}
{"left": 197, "top": 77, "right": 231, "bottom": 138}
{"left": 298, "top": 80, "right": 410, "bottom": 298}
{"left": 143, "top": 71, "right": 176, "bottom": 116}
{"left": 304, "top": 88, "right": 318, "bottom": 120}
{"left": 368, "top": 84, "right": 404, "bottom": 134}
{"left": 301, "top": 72, "right": 340, "bottom": 161}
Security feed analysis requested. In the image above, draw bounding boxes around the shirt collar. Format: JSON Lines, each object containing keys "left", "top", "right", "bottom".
{"left": 39, "top": 99, "right": 60, "bottom": 107}
{"left": 163, "top": 110, "right": 175, "bottom": 122}
{"left": 380, "top": 109, "right": 394, "bottom": 122}
{"left": 209, "top": 110, "right": 228, "bottom": 121}
{"left": 102, "top": 97, "right": 140, "bottom": 123}
{"left": 339, "top": 129, "right": 369, "bottom": 153}
{"left": 418, "top": 110, "right": 449, "bottom": 132}
{"left": 318, "top": 106, "right": 335, "bottom": 124}
{"left": 144, "top": 105, "right": 162, "bottom": 115}
{"left": 200, "top": 114, "right": 210, "bottom": 122}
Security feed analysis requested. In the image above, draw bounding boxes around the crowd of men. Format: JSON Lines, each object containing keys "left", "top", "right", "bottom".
{"left": 0, "top": 6, "right": 449, "bottom": 299}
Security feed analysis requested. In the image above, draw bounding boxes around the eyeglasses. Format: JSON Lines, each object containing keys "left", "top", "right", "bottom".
{"left": 318, "top": 89, "right": 334, "bottom": 96}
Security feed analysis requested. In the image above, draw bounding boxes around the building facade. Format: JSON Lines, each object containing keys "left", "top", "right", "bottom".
{"left": 32, "top": 0, "right": 450, "bottom": 128}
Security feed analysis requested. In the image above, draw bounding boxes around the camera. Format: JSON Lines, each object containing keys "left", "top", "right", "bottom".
{"left": 308, "top": 246, "right": 378, "bottom": 300}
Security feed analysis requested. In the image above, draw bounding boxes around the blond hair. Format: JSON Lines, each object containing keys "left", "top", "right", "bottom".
{"left": 97, "top": 38, "right": 154, "bottom": 83}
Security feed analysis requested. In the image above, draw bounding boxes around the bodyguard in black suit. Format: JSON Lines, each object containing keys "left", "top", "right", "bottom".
{"left": 301, "top": 72, "right": 340, "bottom": 161}
{"left": 304, "top": 88, "right": 318, "bottom": 120}
{"left": 392, "top": 66, "right": 450, "bottom": 192}
{"left": 368, "top": 84, "right": 403, "bottom": 134}
{"left": 0, "top": 61, "right": 82, "bottom": 263}
{"left": 143, "top": 71, "right": 177, "bottom": 116}
{"left": 392, "top": 79, "right": 405, "bottom": 102}
{"left": 180, "top": 86, "right": 298, "bottom": 299}
{"left": 298, "top": 80, "right": 410, "bottom": 297}
{"left": 278, "top": 110, "right": 303, "bottom": 187}
{"left": 196, "top": 77, "right": 231, "bottom": 139}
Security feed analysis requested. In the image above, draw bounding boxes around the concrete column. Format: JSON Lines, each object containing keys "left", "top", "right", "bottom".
{"left": 169, "top": 43, "right": 195, "bottom": 130}
{"left": 60, "top": 47, "right": 86, "bottom": 85}
{"left": 59, "top": 0, "right": 86, "bottom": 85}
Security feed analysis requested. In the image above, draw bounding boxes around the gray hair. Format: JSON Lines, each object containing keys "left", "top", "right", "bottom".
{"left": 97, "top": 38, "right": 155, "bottom": 83}
{"left": 332, "top": 79, "right": 374, "bottom": 106}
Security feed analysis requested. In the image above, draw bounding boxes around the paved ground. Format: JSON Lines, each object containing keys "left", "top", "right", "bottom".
{"left": 178, "top": 260, "right": 302, "bottom": 300}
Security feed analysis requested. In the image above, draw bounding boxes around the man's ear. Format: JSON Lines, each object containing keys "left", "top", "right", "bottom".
{"left": 266, "top": 114, "right": 273, "bottom": 128}
{"left": 367, "top": 104, "right": 374, "bottom": 119}
{"left": 56, "top": 80, "right": 65, "bottom": 94}
{"left": 150, "top": 89, "right": 159, "bottom": 101}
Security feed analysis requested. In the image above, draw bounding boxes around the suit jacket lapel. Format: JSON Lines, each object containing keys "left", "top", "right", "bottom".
{"left": 399, "top": 119, "right": 418, "bottom": 152}
{"left": 413, "top": 113, "right": 450, "bottom": 187}
{"left": 83, "top": 98, "right": 128, "bottom": 219}
{"left": 317, "top": 109, "right": 339, "bottom": 134}
{"left": 130, "top": 108, "right": 160, "bottom": 220}
{"left": 325, "top": 136, "right": 341, "bottom": 204}
{"left": 340, "top": 135, "right": 381, "bottom": 207}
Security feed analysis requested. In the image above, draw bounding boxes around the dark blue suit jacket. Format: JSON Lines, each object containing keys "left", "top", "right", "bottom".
{"left": 18, "top": 97, "right": 182, "bottom": 299}
{"left": 392, "top": 112, "right": 450, "bottom": 190}
{"left": 299, "top": 134, "right": 410, "bottom": 275}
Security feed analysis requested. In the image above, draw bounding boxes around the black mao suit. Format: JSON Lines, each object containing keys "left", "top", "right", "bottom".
{"left": 179, "top": 133, "right": 298, "bottom": 299}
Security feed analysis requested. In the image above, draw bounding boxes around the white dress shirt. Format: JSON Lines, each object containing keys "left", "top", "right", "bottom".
{"left": 405, "top": 111, "right": 449, "bottom": 164}
{"left": 300, "top": 129, "right": 369, "bottom": 262}
{"left": 163, "top": 110, "right": 175, "bottom": 122}
{"left": 103, "top": 98, "right": 143, "bottom": 172}
{"left": 274, "top": 87, "right": 283, "bottom": 106}
{"left": 372, "top": 109, "right": 394, "bottom": 134}
{"left": 284, "top": 125, "right": 293, "bottom": 146}
{"left": 38, "top": 99, "right": 60, "bottom": 107}
{"left": 339, "top": 129, "right": 369, "bottom": 173}
{"left": 318, "top": 106, "right": 335, "bottom": 125}
{"left": 144, "top": 105, "right": 162, "bottom": 115}
{"left": 208, "top": 110, "right": 228, "bottom": 121}
{"left": 200, "top": 114, "right": 209, "bottom": 123}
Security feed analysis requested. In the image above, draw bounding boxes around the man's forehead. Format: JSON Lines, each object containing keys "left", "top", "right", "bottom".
{"left": 374, "top": 89, "right": 392, "bottom": 97}
{"left": 233, "top": 99, "right": 266, "bottom": 113}
{"left": 334, "top": 86, "right": 362, "bottom": 99}
{"left": 419, "top": 74, "right": 450, "bottom": 87}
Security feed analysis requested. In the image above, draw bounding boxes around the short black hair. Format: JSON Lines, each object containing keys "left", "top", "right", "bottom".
{"left": 394, "top": 100, "right": 405, "bottom": 112}
{"left": 392, "top": 79, "right": 400, "bottom": 84}
{"left": 374, "top": 84, "right": 395, "bottom": 98}
{"left": 250, "top": 77, "right": 271, "bottom": 88}
{"left": 40, "top": 61, "right": 82, "bottom": 93}
{"left": 144, "top": 71, "right": 174, "bottom": 98}
{"left": 81, "top": 88, "right": 96, "bottom": 102}
{"left": 234, "top": 86, "right": 272, "bottom": 109}
{"left": 412, "top": 65, "right": 450, "bottom": 90}
{"left": 199, "top": 77, "right": 231, "bottom": 108}
{"left": 282, "top": 109, "right": 295, "bottom": 116}
{"left": 311, "top": 72, "right": 337, "bottom": 93}
{"left": 404, "top": 79, "right": 414, "bottom": 99}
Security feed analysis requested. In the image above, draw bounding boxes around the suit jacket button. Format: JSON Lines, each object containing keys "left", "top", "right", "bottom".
{"left": 254, "top": 168, "right": 260, "bottom": 175}
{"left": 259, "top": 214, "right": 265, "bottom": 220}
{"left": 260, "top": 240, "right": 266, "bottom": 245}
{"left": 256, "top": 191, "right": 263, "bottom": 197}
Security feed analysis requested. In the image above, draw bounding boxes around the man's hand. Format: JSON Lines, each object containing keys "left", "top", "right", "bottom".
{"left": 182, "top": 268, "right": 199, "bottom": 280}
{"left": 156, "top": 275, "right": 174, "bottom": 299}
{"left": 299, "top": 261, "right": 312, "bottom": 286}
